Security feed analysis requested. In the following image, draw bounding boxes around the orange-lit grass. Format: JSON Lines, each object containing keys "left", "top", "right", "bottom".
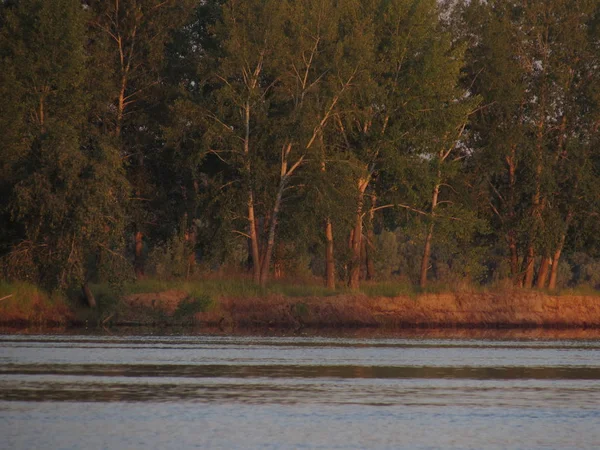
{"left": 0, "top": 281, "right": 73, "bottom": 326}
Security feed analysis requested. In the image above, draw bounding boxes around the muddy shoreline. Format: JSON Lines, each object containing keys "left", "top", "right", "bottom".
{"left": 3, "top": 290, "right": 600, "bottom": 331}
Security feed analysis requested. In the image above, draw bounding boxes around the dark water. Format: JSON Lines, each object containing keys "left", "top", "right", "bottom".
{"left": 1, "top": 331, "right": 600, "bottom": 449}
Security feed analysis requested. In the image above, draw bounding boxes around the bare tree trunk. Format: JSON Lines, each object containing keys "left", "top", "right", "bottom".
{"left": 273, "top": 244, "right": 284, "bottom": 280}
{"left": 549, "top": 213, "right": 572, "bottom": 290}
{"left": 548, "top": 245, "right": 563, "bottom": 290}
{"left": 349, "top": 178, "right": 369, "bottom": 290}
{"left": 365, "top": 197, "right": 376, "bottom": 281}
{"left": 506, "top": 150, "right": 520, "bottom": 285}
{"left": 185, "top": 226, "right": 197, "bottom": 280}
{"left": 349, "top": 209, "right": 362, "bottom": 290}
{"left": 134, "top": 230, "right": 144, "bottom": 279}
{"left": 420, "top": 177, "right": 440, "bottom": 288}
{"left": 248, "top": 191, "right": 261, "bottom": 284}
{"left": 116, "top": 75, "right": 126, "bottom": 137}
{"left": 325, "top": 218, "right": 335, "bottom": 290}
{"left": 259, "top": 143, "right": 303, "bottom": 287}
{"left": 242, "top": 99, "right": 262, "bottom": 284}
{"left": 420, "top": 223, "right": 435, "bottom": 289}
{"left": 259, "top": 184, "right": 284, "bottom": 287}
{"left": 82, "top": 282, "right": 97, "bottom": 309}
{"left": 525, "top": 87, "right": 547, "bottom": 290}
{"left": 508, "top": 231, "right": 519, "bottom": 281}
{"left": 536, "top": 256, "right": 551, "bottom": 289}
{"left": 523, "top": 244, "right": 535, "bottom": 288}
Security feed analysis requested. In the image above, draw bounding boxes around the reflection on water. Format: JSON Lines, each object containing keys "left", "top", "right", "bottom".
{"left": 1, "top": 331, "right": 600, "bottom": 449}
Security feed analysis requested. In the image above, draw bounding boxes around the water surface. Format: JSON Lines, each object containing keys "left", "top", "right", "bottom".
{"left": 1, "top": 331, "right": 600, "bottom": 449}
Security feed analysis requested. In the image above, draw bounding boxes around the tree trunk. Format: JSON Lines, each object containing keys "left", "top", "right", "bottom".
{"left": 259, "top": 182, "right": 285, "bottom": 287}
{"left": 525, "top": 92, "right": 546, "bottom": 289}
{"left": 548, "top": 246, "right": 563, "bottom": 291}
{"left": 134, "top": 230, "right": 144, "bottom": 279}
{"left": 365, "top": 235, "right": 374, "bottom": 281}
{"left": 349, "top": 178, "right": 369, "bottom": 290}
{"left": 360, "top": 236, "right": 368, "bottom": 281}
{"left": 420, "top": 223, "right": 434, "bottom": 289}
{"left": 185, "top": 226, "right": 197, "bottom": 280}
{"left": 243, "top": 99, "right": 261, "bottom": 284}
{"left": 523, "top": 244, "right": 535, "bottom": 288}
{"left": 365, "top": 197, "right": 376, "bottom": 281}
{"left": 506, "top": 149, "right": 519, "bottom": 285}
{"left": 508, "top": 231, "right": 519, "bottom": 283}
{"left": 116, "top": 76, "right": 126, "bottom": 136}
{"left": 536, "top": 256, "right": 551, "bottom": 289}
{"left": 349, "top": 209, "right": 362, "bottom": 290}
{"left": 81, "top": 282, "right": 97, "bottom": 309}
{"left": 420, "top": 178, "right": 440, "bottom": 288}
{"left": 325, "top": 218, "right": 335, "bottom": 290}
{"left": 548, "top": 213, "right": 572, "bottom": 290}
{"left": 248, "top": 191, "right": 261, "bottom": 284}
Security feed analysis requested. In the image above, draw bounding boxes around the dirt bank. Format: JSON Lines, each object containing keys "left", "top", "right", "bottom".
{"left": 119, "top": 290, "right": 600, "bottom": 329}
{"left": 3, "top": 288, "right": 600, "bottom": 329}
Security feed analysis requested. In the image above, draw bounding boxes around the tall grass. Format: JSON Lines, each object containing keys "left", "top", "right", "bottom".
{"left": 116, "top": 277, "right": 487, "bottom": 300}
{"left": 359, "top": 281, "right": 416, "bottom": 298}
{"left": 0, "top": 281, "right": 72, "bottom": 325}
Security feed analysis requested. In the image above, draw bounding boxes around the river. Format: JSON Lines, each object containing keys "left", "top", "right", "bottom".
{"left": 1, "top": 330, "right": 600, "bottom": 449}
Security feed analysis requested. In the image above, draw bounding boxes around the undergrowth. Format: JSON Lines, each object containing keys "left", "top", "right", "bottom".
{"left": 0, "top": 281, "right": 72, "bottom": 325}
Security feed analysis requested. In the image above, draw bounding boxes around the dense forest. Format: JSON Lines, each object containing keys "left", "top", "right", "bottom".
{"left": 2, "top": 0, "right": 600, "bottom": 303}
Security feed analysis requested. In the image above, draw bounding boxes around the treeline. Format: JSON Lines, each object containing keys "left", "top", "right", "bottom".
{"left": 1, "top": 0, "right": 600, "bottom": 301}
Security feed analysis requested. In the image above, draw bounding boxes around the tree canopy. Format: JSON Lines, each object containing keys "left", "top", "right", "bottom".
{"left": 2, "top": 0, "right": 600, "bottom": 294}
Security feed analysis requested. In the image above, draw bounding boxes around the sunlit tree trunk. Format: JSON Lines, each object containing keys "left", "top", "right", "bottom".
{"left": 365, "top": 196, "right": 376, "bottom": 281}
{"left": 548, "top": 244, "right": 564, "bottom": 290}
{"left": 420, "top": 171, "right": 441, "bottom": 289}
{"left": 242, "top": 100, "right": 262, "bottom": 284}
{"left": 349, "top": 177, "right": 369, "bottom": 290}
{"left": 548, "top": 212, "right": 572, "bottom": 290}
{"left": 259, "top": 183, "right": 284, "bottom": 287}
{"left": 536, "top": 256, "right": 551, "bottom": 289}
{"left": 523, "top": 244, "right": 535, "bottom": 288}
{"left": 325, "top": 218, "right": 335, "bottom": 289}
{"left": 82, "top": 282, "right": 97, "bottom": 309}
{"left": 506, "top": 149, "right": 520, "bottom": 284}
{"left": 248, "top": 191, "right": 261, "bottom": 284}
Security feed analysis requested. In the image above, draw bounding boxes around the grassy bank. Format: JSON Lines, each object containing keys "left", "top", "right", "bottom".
{"left": 0, "top": 282, "right": 73, "bottom": 326}
{"left": 2, "top": 278, "right": 600, "bottom": 329}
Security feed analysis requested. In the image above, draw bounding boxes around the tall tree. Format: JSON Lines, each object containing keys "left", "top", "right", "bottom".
{"left": 203, "top": 0, "right": 367, "bottom": 286}
{"left": 0, "top": 0, "right": 128, "bottom": 303}
{"left": 464, "top": 0, "right": 600, "bottom": 288}
{"left": 87, "top": 0, "right": 195, "bottom": 278}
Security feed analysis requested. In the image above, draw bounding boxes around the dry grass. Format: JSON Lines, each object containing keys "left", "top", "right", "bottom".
{"left": 195, "top": 290, "right": 600, "bottom": 330}
{"left": 4, "top": 277, "right": 600, "bottom": 330}
{"left": 0, "top": 281, "right": 73, "bottom": 326}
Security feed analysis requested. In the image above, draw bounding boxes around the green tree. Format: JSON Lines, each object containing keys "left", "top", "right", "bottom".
{"left": 0, "top": 0, "right": 128, "bottom": 304}
{"left": 331, "top": 0, "right": 478, "bottom": 288}
{"left": 464, "top": 0, "right": 600, "bottom": 288}
{"left": 86, "top": 0, "right": 195, "bottom": 278}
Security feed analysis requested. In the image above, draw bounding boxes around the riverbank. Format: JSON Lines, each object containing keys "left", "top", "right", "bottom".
{"left": 2, "top": 280, "right": 600, "bottom": 329}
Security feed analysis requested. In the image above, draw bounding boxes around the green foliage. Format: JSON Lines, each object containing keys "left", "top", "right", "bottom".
{"left": 373, "top": 230, "right": 401, "bottom": 281}
{"left": 1, "top": 0, "right": 600, "bottom": 299}
{"left": 0, "top": 0, "right": 128, "bottom": 292}
{"left": 146, "top": 228, "right": 194, "bottom": 280}
{"left": 173, "top": 294, "right": 214, "bottom": 320}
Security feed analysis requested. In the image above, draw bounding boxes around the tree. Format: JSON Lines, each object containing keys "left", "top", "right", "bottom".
{"left": 86, "top": 0, "right": 195, "bottom": 278}
{"left": 0, "top": 0, "right": 128, "bottom": 304}
{"left": 464, "top": 0, "right": 600, "bottom": 288}
{"left": 201, "top": 0, "right": 366, "bottom": 286}
{"left": 331, "top": 0, "right": 478, "bottom": 288}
